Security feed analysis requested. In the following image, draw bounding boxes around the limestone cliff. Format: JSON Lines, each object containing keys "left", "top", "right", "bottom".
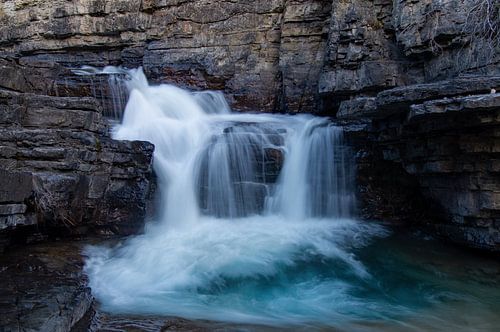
{"left": 1, "top": 0, "right": 497, "bottom": 112}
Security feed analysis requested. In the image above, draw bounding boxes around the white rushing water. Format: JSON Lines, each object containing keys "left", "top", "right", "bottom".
{"left": 83, "top": 67, "right": 388, "bottom": 327}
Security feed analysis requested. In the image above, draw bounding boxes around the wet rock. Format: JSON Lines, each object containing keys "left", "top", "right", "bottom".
{"left": 74, "top": 309, "right": 285, "bottom": 332}
{"left": 261, "top": 147, "right": 284, "bottom": 183}
{"left": 233, "top": 181, "right": 270, "bottom": 215}
{"left": 0, "top": 241, "right": 92, "bottom": 332}
{"left": 197, "top": 126, "right": 285, "bottom": 217}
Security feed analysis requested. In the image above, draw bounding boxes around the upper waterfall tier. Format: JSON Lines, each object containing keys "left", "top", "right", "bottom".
{"left": 88, "top": 67, "right": 356, "bottom": 223}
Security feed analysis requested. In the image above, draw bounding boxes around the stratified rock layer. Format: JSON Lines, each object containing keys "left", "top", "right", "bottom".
{"left": 0, "top": 89, "right": 154, "bottom": 243}
{"left": 342, "top": 77, "right": 500, "bottom": 251}
{"left": 2, "top": 0, "right": 496, "bottom": 113}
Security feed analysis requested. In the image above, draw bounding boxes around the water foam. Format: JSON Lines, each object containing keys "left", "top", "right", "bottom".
{"left": 86, "top": 218, "right": 392, "bottom": 326}
{"left": 83, "top": 67, "right": 387, "bottom": 326}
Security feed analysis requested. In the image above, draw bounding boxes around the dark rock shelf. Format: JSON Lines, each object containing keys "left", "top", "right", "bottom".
{"left": 344, "top": 76, "right": 500, "bottom": 251}
{"left": 0, "top": 88, "right": 155, "bottom": 249}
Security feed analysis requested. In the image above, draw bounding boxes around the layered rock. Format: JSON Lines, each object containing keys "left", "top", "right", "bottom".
{"left": 321, "top": 0, "right": 499, "bottom": 110}
{"left": 278, "top": 0, "right": 332, "bottom": 113}
{"left": 0, "top": 0, "right": 288, "bottom": 111}
{"left": 319, "top": 0, "right": 421, "bottom": 112}
{"left": 0, "top": 0, "right": 498, "bottom": 112}
{"left": 392, "top": 0, "right": 499, "bottom": 79}
{"left": 341, "top": 76, "right": 500, "bottom": 251}
{"left": 320, "top": 0, "right": 499, "bottom": 251}
{"left": 0, "top": 89, "right": 154, "bottom": 244}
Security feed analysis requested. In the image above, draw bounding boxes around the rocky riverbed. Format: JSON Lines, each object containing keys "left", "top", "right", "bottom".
{"left": 0, "top": 241, "right": 91, "bottom": 331}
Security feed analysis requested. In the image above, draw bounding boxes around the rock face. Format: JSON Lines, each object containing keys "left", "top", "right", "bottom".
{"left": 0, "top": 0, "right": 498, "bottom": 112}
{"left": 342, "top": 77, "right": 500, "bottom": 251}
{"left": 0, "top": 241, "right": 92, "bottom": 332}
{"left": 0, "top": 0, "right": 496, "bottom": 112}
{"left": 0, "top": 89, "right": 154, "bottom": 245}
{"left": 0, "top": 0, "right": 499, "bottom": 252}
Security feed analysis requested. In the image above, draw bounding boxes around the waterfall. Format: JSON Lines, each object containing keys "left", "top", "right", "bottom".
{"left": 85, "top": 66, "right": 357, "bottom": 223}
{"left": 83, "top": 67, "right": 387, "bottom": 327}
{"left": 73, "top": 65, "right": 130, "bottom": 120}
{"left": 270, "top": 118, "right": 356, "bottom": 220}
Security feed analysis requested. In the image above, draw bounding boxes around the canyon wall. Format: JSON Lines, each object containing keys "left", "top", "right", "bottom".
{"left": 1, "top": 0, "right": 497, "bottom": 112}
{"left": 0, "top": 0, "right": 498, "bottom": 250}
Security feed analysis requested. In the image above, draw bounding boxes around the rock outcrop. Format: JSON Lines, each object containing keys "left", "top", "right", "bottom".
{"left": 0, "top": 89, "right": 154, "bottom": 246}
{"left": 342, "top": 76, "right": 500, "bottom": 251}
{"left": 0, "top": 0, "right": 497, "bottom": 111}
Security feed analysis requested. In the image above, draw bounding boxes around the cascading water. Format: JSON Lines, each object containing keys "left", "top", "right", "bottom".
{"left": 82, "top": 68, "right": 500, "bottom": 330}
{"left": 73, "top": 66, "right": 130, "bottom": 120}
{"left": 83, "top": 67, "right": 379, "bottom": 325}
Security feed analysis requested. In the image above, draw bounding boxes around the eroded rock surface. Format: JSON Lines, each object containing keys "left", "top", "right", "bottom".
{"left": 2, "top": 0, "right": 495, "bottom": 114}
{"left": 0, "top": 89, "right": 154, "bottom": 245}
{"left": 342, "top": 76, "right": 500, "bottom": 251}
{"left": 0, "top": 241, "right": 92, "bottom": 332}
